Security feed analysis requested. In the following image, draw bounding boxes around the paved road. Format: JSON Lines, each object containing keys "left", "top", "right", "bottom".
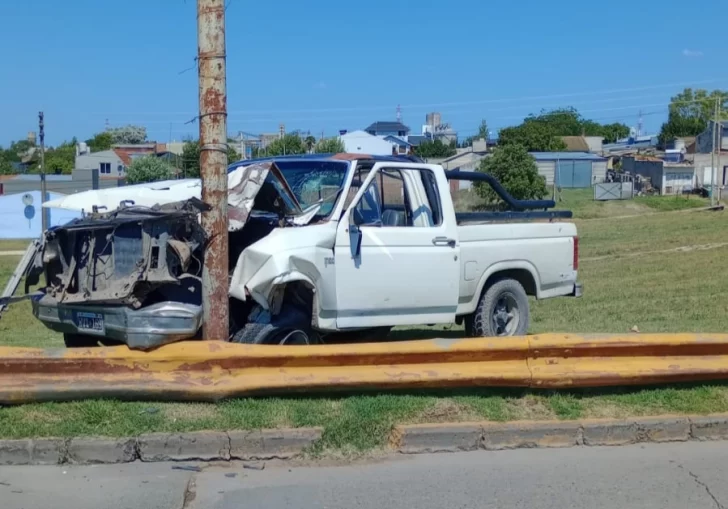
{"left": 2, "top": 442, "right": 728, "bottom": 509}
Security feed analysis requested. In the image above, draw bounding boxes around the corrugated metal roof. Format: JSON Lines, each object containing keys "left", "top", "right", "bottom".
{"left": 12, "top": 174, "right": 73, "bottom": 181}
{"left": 530, "top": 152, "right": 606, "bottom": 161}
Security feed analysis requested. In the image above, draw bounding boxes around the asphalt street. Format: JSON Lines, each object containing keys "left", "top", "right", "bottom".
{"left": 2, "top": 442, "right": 728, "bottom": 509}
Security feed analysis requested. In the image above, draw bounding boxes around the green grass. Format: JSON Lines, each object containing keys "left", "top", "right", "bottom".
{"left": 0, "top": 256, "right": 63, "bottom": 348}
{"left": 0, "top": 239, "right": 34, "bottom": 252}
{"left": 4, "top": 386, "right": 728, "bottom": 449}
{"left": 1, "top": 206, "right": 728, "bottom": 451}
{"left": 553, "top": 187, "right": 710, "bottom": 219}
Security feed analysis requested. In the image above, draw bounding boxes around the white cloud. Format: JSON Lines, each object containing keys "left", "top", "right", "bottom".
{"left": 682, "top": 49, "right": 704, "bottom": 58}
{"left": 313, "top": 81, "right": 327, "bottom": 89}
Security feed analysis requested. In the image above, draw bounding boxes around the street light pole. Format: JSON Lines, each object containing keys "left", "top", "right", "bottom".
{"left": 197, "top": 0, "right": 229, "bottom": 341}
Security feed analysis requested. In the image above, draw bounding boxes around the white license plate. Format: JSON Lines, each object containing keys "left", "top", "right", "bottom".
{"left": 73, "top": 311, "right": 105, "bottom": 335}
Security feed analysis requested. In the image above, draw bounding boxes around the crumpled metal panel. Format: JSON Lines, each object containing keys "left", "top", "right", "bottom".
{"left": 1, "top": 334, "right": 728, "bottom": 404}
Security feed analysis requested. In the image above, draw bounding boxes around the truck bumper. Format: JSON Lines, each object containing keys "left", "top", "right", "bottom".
{"left": 570, "top": 282, "right": 584, "bottom": 297}
{"left": 32, "top": 295, "right": 202, "bottom": 349}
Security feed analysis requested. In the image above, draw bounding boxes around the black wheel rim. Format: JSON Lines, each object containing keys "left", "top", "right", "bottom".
{"left": 491, "top": 293, "right": 520, "bottom": 336}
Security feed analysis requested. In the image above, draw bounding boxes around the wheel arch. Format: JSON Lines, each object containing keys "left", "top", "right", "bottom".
{"left": 460, "top": 261, "right": 540, "bottom": 316}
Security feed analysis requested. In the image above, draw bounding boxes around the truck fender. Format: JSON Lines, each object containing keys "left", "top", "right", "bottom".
{"left": 466, "top": 261, "right": 541, "bottom": 315}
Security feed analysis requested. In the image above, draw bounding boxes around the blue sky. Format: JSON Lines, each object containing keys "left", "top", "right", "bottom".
{"left": 1, "top": 0, "right": 725, "bottom": 146}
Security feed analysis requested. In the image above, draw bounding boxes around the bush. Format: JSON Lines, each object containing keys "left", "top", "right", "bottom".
{"left": 126, "top": 155, "right": 174, "bottom": 184}
{"left": 474, "top": 144, "right": 547, "bottom": 209}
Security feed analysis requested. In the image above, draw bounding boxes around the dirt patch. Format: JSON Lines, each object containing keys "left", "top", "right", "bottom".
{"left": 415, "top": 399, "right": 475, "bottom": 423}
{"left": 163, "top": 403, "right": 221, "bottom": 422}
{"left": 506, "top": 395, "right": 555, "bottom": 420}
{"left": 581, "top": 401, "right": 631, "bottom": 419}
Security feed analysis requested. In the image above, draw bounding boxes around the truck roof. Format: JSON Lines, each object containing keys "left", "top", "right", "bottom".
{"left": 228, "top": 153, "right": 423, "bottom": 172}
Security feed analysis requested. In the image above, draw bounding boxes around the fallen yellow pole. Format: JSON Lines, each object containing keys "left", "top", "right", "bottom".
{"left": 0, "top": 334, "right": 727, "bottom": 404}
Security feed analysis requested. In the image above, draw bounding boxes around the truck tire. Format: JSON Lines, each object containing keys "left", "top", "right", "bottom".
{"left": 465, "top": 278, "right": 529, "bottom": 337}
{"left": 231, "top": 305, "right": 319, "bottom": 345}
{"left": 63, "top": 333, "right": 100, "bottom": 348}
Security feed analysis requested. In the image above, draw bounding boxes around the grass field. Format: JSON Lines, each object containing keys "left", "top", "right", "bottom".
{"left": 1, "top": 196, "right": 727, "bottom": 451}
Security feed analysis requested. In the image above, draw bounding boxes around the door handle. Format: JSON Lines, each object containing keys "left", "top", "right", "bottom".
{"left": 432, "top": 236, "right": 456, "bottom": 247}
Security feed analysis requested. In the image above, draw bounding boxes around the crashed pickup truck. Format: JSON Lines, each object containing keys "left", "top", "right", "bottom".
{"left": 22, "top": 153, "right": 581, "bottom": 349}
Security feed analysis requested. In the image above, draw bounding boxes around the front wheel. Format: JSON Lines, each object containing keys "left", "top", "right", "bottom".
{"left": 465, "top": 278, "right": 530, "bottom": 337}
{"left": 231, "top": 305, "right": 320, "bottom": 345}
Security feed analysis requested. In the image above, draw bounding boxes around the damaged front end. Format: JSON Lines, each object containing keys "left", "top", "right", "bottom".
{"left": 29, "top": 162, "right": 308, "bottom": 349}
{"left": 30, "top": 200, "right": 208, "bottom": 349}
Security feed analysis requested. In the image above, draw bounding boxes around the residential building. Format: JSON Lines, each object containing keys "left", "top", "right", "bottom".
{"left": 365, "top": 121, "right": 410, "bottom": 137}
{"left": 623, "top": 156, "right": 696, "bottom": 195}
{"left": 560, "top": 136, "right": 604, "bottom": 153}
{"left": 340, "top": 130, "right": 398, "bottom": 155}
{"left": 695, "top": 120, "right": 728, "bottom": 154}
{"left": 382, "top": 135, "right": 413, "bottom": 155}
{"left": 74, "top": 149, "right": 126, "bottom": 180}
{"left": 530, "top": 152, "right": 607, "bottom": 187}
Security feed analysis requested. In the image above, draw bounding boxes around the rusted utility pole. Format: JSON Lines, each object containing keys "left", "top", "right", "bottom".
{"left": 197, "top": 0, "right": 229, "bottom": 341}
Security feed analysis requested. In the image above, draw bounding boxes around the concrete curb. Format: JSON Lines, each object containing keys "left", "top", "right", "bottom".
{"left": 0, "top": 428, "right": 323, "bottom": 466}
{"left": 2, "top": 415, "right": 728, "bottom": 465}
{"left": 392, "top": 415, "right": 712, "bottom": 453}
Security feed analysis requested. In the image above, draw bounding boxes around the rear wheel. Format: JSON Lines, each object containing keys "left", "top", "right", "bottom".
{"left": 63, "top": 333, "right": 100, "bottom": 348}
{"left": 465, "top": 278, "right": 530, "bottom": 337}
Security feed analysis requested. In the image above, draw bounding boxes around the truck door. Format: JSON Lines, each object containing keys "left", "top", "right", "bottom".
{"left": 334, "top": 163, "right": 460, "bottom": 329}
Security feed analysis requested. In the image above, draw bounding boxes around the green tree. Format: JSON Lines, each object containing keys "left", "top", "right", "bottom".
{"left": 658, "top": 88, "right": 728, "bottom": 147}
{"left": 499, "top": 122, "right": 567, "bottom": 152}
{"left": 414, "top": 139, "right": 457, "bottom": 158}
{"left": 180, "top": 140, "right": 240, "bottom": 178}
{"left": 474, "top": 144, "right": 547, "bottom": 209}
{"left": 43, "top": 141, "right": 76, "bottom": 175}
{"left": 108, "top": 125, "right": 148, "bottom": 145}
{"left": 460, "top": 118, "right": 489, "bottom": 147}
{"left": 499, "top": 107, "right": 630, "bottom": 150}
{"left": 126, "top": 155, "right": 174, "bottom": 184}
{"left": 86, "top": 131, "right": 113, "bottom": 152}
{"left": 0, "top": 150, "right": 13, "bottom": 175}
{"left": 314, "top": 137, "right": 345, "bottom": 154}
{"left": 263, "top": 134, "right": 306, "bottom": 156}
{"left": 304, "top": 136, "right": 317, "bottom": 153}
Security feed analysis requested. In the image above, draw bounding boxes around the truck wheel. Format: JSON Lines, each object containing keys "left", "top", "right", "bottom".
{"left": 466, "top": 278, "right": 529, "bottom": 337}
{"left": 231, "top": 305, "right": 319, "bottom": 345}
{"left": 63, "top": 333, "right": 100, "bottom": 348}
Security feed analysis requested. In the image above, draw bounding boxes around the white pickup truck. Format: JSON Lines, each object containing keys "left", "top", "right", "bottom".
{"left": 22, "top": 154, "right": 581, "bottom": 348}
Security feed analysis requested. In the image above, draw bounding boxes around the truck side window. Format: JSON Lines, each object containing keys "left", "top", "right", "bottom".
{"left": 351, "top": 168, "right": 439, "bottom": 227}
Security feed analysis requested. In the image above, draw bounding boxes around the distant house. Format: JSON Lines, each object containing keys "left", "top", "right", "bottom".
{"left": 74, "top": 149, "right": 126, "bottom": 180}
{"left": 73, "top": 142, "right": 178, "bottom": 180}
{"left": 531, "top": 152, "right": 607, "bottom": 187}
{"left": 339, "top": 130, "right": 397, "bottom": 155}
{"left": 382, "top": 135, "right": 413, "bottom": 155}
{"left": 690, "top": 122, "right": 728, "bottom": 187}
{"left": 560, "top": 136, "right": 603, "bottom": 153}
{"left": 365, "top": 121, "right": 410, "bottom": 137}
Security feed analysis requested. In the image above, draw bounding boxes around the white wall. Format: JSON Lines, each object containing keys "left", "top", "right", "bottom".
{"left": 0, "top": 191, "right": 82, "bottom": 239}
{"left": 340, "top": 130, "right": 394, "bottom": 155}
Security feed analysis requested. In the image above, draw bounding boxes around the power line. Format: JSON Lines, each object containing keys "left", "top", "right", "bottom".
{"left": 87, "top": 78, "right": 728, "bottom": 117}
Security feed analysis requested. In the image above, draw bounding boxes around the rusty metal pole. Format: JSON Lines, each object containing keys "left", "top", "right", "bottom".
{"left": 197, "top": 0, "right": 229, "bottom": 340}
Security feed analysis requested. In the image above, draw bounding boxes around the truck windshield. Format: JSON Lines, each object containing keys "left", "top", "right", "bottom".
{"left": 275, "top": 160, "right": 350, "bottom": 216}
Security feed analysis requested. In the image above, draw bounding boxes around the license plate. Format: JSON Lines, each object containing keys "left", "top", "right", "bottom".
{"left": 73, "top": 311, "right": 105, "bottom": 335}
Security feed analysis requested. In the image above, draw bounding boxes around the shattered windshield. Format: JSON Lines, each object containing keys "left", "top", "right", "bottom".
{"left": 275, "top": 160, "right": 350, "bottom": 216}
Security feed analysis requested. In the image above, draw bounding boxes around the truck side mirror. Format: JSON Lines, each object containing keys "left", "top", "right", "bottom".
{"left": 349, "top": 224, "right": 362, "bottom": 258}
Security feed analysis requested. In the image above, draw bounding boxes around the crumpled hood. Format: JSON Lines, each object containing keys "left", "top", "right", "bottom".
{"left": 229, "top": 222, "right": 337, "bottom": 306}
{"left": 43, "top": 162, "right": 303, "bottom": 232}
